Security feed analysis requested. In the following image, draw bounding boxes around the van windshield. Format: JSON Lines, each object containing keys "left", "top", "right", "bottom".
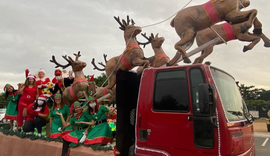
{"left": 210, "top": 67, "right": 247, "bottom": 122}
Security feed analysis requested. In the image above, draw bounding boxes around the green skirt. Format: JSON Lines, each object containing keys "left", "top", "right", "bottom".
{"left": 84, "top": 122, "right": 113, "bottom": 145}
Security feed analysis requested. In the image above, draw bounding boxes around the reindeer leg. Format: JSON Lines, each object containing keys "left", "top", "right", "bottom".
{"left": 193, "top": 47, "right": 213, "bottom": 64}
{"left": 237, "top": 33, "right": 260, "bottom": 52}
{"left": 131, "top": 58, "right": 150, "bottom": 67}
{"left": 251, "top": 18, "right": 270, "bottom": 47}
{"left": 226, "top": 10, "right": 257, "bottom": 33}
{"left": 106, "top": 73, "right": 116, "bottom": 95}
{"left": 174, "top": 29, "right": 196, "bottom": 64}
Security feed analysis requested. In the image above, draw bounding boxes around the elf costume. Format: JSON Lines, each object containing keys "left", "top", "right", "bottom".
{"left": 49, "top": 94, "right": 73, "bottom": 139}
{"left": 1, "top": 84, "right": 20, "bottom": 120}
{"left": 62, "top": 101, "right": 92, "bottom": 147}
{"left": 84, "top": 96, "right": 113, "bottom": 145}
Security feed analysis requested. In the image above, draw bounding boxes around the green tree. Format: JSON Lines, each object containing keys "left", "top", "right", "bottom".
{"left": 258, "top": 90, "right": 270, "bottom": 101}
{"left": 238, "top": 84, "right": 264, "bottom": 100}
{"left": 86, "top": 73, "right": 108, "bottom": 87}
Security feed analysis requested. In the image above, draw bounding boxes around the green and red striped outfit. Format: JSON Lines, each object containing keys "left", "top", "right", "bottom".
{"left": 1, "top": 92, "right": 20, "bottom": 120}
{"left": 49, "top": 104, "right": 73, "bottom": 139}
{"left": 62, "top": 111, "right": 92, "bottom": 147}
{"left": 84, "top": 105, "right": 113, "bottom": 145}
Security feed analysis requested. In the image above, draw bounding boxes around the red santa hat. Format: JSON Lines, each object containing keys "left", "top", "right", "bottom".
{"left": 38, "top": 94, "right": 47, "bottom": 101}
{"left": 54, "top": 69, "right": 62, "bottom": 76}
{"left": 38, "top": 68, "right": 46, "bottom": 75}
{"left": 27, "top": 73, "right": 36, "bottom": 79}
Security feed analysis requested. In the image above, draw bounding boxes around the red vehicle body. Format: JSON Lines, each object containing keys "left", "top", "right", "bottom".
{"left": 130, "top": 64, "right": 255, "bottom": 156}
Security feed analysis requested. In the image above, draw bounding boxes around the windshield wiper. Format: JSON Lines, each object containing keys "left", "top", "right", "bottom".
{"left": 241, "top": 107, "right": 253, "bottom": 123}
{"left": 227, "top": 110, "right": 243, "bottom": 117}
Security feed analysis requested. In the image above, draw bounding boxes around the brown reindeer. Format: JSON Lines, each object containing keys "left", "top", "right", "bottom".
{"left": 168, "top": 0, "right": 261, "bottom": 65}
{"left": 92, "top": 16, "right": 149, "bottom": 95}
{"left": 193, "top": 18, "right": 270, "bottom": 64}
{"left": 137, "top": 33, "right": 175, "bottom": 68}
{"left": 50, "top": 51, "right": 92, "bottom": 106}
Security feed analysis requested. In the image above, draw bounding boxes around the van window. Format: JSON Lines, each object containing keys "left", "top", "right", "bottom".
{"left": 153, "top": 70, "right": 189, "bottom": 112}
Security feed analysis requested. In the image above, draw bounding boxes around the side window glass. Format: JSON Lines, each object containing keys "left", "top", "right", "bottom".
{"left": 190, "top": 68, "right": 214, "bottom": 148}
{"left": 153, "top": 70, "right": 189, "bottom": 112}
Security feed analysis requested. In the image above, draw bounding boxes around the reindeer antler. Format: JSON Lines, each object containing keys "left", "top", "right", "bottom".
{"left": 114, "top": 16, "right": 125, "bottom": 31}
{"left": 74, "top": 51, "right": 81, "bottom": 61}
{"left": 103, "top": 54, "right": 108, "bottom": 64}
{"left": 136, "top": 32, "right": 152, "bottom": 48}
{"left": 91, "top": 58, "right": 105, "bottom": 71}
{"left": 50, "top": 55, "right": 71, "bottom": 69}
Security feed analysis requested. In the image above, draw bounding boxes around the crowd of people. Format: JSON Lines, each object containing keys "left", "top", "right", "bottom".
{"left": 1, "top": 68, "right": 117, "bottom": 156}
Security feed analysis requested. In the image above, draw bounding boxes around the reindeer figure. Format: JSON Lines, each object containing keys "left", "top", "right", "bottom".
{"left": 50, "top": 51, "right": 90, "bottom": 106}
{"left": 168, "top": 0, "right": 261, "bottom": 65}
{"left": 92, "top": 16, "right": 149, "bottom": 95}
{"left": 193, "top": 17, "right": 270, "bottom": 64}
{"left": 138, "top": 33, "right": 176, "bottom": 68}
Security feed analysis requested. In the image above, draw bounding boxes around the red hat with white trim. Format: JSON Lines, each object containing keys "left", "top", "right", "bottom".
{"left": 27, "top": 73, "right": 36, "bottom": 79}
{"left": 38, "top": 68, "right": 46, "bottom": 75}
{"left": 54, "top": 69, "right": 62, "bottom": 76}
{"left": 38, "top": 94, "right": 47, "bottom": 101}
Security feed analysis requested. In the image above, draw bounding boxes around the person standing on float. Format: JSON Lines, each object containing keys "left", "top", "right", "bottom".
{"left": 17, "top": 73, "right": 38, "bottom": 131}
{"left": 36, "top": 68, "right": 50, "bottom": 95}
{"left": 0, "top": 84, "right": 22, "bottom": 131}
{"left": 49, "top": 94, "right": 72, "bottom": 139}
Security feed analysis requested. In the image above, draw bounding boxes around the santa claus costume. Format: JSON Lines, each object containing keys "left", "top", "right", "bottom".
{"left": 36, "top": 68, "right": 50, "bottom": 95}
{"left": 50, "top": 69, "right": 74, "bottom": 95}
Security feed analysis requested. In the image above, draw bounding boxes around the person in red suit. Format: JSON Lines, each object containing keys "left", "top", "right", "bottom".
{"left": 23, "top": 95, "right": 49, "bottom": 137}
{"left": 17, "top": 72, "right": 38, "bottom": 131}
{"left": 36, "top": 68, "right": 50, "bottom": 95}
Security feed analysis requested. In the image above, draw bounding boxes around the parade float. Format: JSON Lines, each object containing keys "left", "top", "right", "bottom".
{"left": 1, "top": 0, "right": 270, "bottom": 155}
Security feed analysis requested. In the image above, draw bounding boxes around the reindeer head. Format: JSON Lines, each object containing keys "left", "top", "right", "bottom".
{"left": 114, "top": 15, "right": 142, "bottom": 39}
{"left": 138, "top": 33, "right": 165, "bottom": 49}
{"left": 50, "top": 51, "right": 87, "bottom": 72}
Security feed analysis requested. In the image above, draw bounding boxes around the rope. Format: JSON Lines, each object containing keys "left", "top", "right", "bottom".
{"left": 141, "top": 0, "right": 192, "bottom": 28}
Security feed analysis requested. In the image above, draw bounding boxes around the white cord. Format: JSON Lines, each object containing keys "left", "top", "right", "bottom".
{"left": 141, "top": 0, "right": 192, "bottom": 28}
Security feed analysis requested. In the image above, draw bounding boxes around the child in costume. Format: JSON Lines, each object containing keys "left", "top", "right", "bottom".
{"left": 23, "top": 95, "right": 49, "bottom": 137}
{"left": 49, "top": 94, "right": 72, "bottom": 139}
{"left": 36, "top": 68, "right": 50, "bottom": 95}
{"left": 17, "top": 72, "right": 38, "bottom": 131}
{"left": 0, "top": 84, "right": 21, "bottom": 131}
{"left": 58, "top": 101, "right": 94, "bottom": 156}
{"left": 84, "top": 96, "right": 115, "bottom": 145}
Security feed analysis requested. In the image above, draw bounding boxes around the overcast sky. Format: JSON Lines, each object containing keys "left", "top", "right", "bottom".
{"left": 0, "top": 0, "right": 270, "bottom": 92}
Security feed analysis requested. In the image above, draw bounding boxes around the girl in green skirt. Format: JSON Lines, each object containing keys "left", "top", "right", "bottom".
{"left": 84, "top": 96, "right": 115, "bottom": 145}
{"left": 58, "top": 101, "right": 95, "bottom": 156}
{"left": 0, "top": 84, "right": 21, "bottom": 131}
{"left": 49, "top": 94, "right": 72, "bottom": 139}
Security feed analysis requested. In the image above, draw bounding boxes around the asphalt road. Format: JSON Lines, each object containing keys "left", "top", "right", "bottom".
{"left": 255, "top": 134, "right": 270, "bottom": 156}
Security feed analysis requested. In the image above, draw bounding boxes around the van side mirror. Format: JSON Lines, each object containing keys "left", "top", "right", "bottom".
{"left": 199, "top": 83, "right": 216, "bottom": 115}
